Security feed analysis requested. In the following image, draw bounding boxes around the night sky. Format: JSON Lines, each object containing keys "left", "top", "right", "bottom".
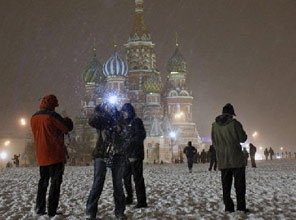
{"left": 1, "top": 0, "right": 296, "bottom": 151}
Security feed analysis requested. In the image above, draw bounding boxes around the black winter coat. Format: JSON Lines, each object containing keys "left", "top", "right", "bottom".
{"left": 183, "top": 145, "right": 197, "bottom": 159}
{"left": 88, "top": 106, "right": 124, "bottom": 159}
{"left": 123, "top": 117, "right": 146, "bottom": 160}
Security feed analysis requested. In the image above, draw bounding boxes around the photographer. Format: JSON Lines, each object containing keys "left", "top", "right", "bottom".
{"left": 85, "top": 103, "right": 127, "bottom": 220}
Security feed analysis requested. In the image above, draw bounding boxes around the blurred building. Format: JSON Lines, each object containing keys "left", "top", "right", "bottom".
{"left": 74, "top": 0, "right": 203, "bottom": 163}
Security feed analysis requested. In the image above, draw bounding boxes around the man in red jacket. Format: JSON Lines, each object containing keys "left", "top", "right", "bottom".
{"left": 31, "top": 94, "right": 73, "bottom": 218}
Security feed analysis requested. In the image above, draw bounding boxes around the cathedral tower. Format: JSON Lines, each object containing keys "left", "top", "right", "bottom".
{"left": 125, "top": 0, "right": 158, "bottom": 118}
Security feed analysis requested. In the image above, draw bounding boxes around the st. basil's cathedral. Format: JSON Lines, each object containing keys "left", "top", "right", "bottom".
{"left": 74, "top": 0, "right": 203, "bottom": 163}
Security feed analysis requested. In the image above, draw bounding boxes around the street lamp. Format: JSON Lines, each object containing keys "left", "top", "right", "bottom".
{"left": 4, "top": 140, "right": 10, "bottom": 147}
{"left": 19, "top": 118, "right": 27, "bottom": 126}
{"left": 174, "top": 112, "right": 184, "bottom": 120}
{"left": 0, "top": 151, "right": 8, "bottom": 160}
{"left": 252, "top": 131, "right": 258, "bottom": 138}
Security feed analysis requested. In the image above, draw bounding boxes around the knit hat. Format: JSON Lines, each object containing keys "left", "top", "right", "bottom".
{"left": 39, "top": 95, "right": 59, "bottom": 111}
{"left": 222, "top": 103, "right": 236, "bottom": 116}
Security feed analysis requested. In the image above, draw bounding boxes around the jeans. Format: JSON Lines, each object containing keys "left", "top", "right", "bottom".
{"left": 123, "top": 159, "right": 147, "bottom": 205}
{"left": 221, "top": 167, "right": 246, "bottom": 212}
{"left": 35, "top": 163, "right": 64, "bottom": 216}
{"left": 86, "top": 158, "right": 126, "bottom": 218}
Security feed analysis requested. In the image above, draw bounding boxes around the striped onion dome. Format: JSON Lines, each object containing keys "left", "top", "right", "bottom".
{"left": 83, "top": 48, "right": 105, "bottom": 83}
{"left": 103, "top": 51, "right": 128, "bottom": 77}
{"left": 143, "top": 70, "right": 163, "bottom": 93}
{"left": 167, "top": 46, "right": 187, "bottom": 73}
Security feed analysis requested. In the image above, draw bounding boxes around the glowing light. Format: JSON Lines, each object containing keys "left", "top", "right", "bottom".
{"left": 0, "top": 151, "right": 8, "bottom": 160}
{"left": 255, "top": 152, "right": 263, "bottom": 160}
{"left": 280, "top": 147, "right": 284, "bottom": 151}
{"left": 174, "top": 112, "right": 184, "bottom": 119}
{"left": 4, "top": 140, "right": 10, "bottom": 146}
{"left": 259, "top": 146, "right": 263, "bottom": 150}
{"left": 252, "top": 131, "right": 258, "bottom": 138}
{"left": 169, "top": 131, "right": 176, "bottom": 139}
{"left": 108, "top": 95, "right": 118, "bottom": 105}
{"left": 20, "top": 118, "right": 27, "bottom": 126}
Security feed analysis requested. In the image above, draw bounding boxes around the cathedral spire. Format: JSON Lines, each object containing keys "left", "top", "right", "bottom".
{"left": 130, "top": 0, "right": 150, "bottom": 41}
{"left": 92, "top": 37, "right": 97, "bottom": 57}
{"left": 175, "top": 32, "right": 179, "bottom": 47}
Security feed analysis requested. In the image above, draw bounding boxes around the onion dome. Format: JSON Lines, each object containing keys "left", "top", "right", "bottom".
{"left": 103, "top": 50, "right": 128, "bottom": 77}
{"left": 83, "top": 48, "right": 105, "bottom": 83}
{"left": 143, "top": 70, "right": 163, "bottom": 93}
{"left": 167, "top": 45, "right": 187, "bottom": 73}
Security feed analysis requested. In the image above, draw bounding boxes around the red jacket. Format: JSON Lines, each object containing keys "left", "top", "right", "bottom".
{"left": 31, "top": 110, "right": 70, "bottom": 166}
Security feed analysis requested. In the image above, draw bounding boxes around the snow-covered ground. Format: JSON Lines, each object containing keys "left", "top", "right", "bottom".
{"left": 1, "top": 159, "right": 296, "bottom": 220}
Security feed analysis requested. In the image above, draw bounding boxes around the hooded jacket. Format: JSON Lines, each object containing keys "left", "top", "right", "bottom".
{"left": 123, "top": 117, "right": 146, "bottom": 160}
{"left": 31, "top": 110, "right": 72, "bottom": 166}
{"left": 211, "top": 114, "right": 247, "bottom": 170}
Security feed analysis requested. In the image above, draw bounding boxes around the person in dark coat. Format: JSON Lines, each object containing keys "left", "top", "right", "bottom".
{"left": 183, "top": 141, "right": 197, "bottom": 173}
{"left": 12, "top": 154, "right": 20, "bottom": 167}
{"left": 211, "top": 103, "right": 248, "bottom": 213}
{"left": 196, "top": 152, "right": 201, "bottom": 163}
{"left": 85, "top": 103, "right": 127, "bottom": 220}
{"left": 208, "top": 145, "right": 217, "bottom": 171}
{"left": 269, "top": 147, "right": 274, "bottom": 160}
{"left": 249, "top": 143, "right": 257, "bottom": 168}
{"left": 121, "top": 103, "right": 147, "bottom": 209}
{"left": 200, "top": 149, "right": 207, "bottom": 163}
{"left": 242, "top": 147, "right": 249, "bottom": 166}
{"left": 264, "top": 148, "right": 269, "bottom": 160}
{"left": 31, "top": 95, "right": 73, "bottom": 218}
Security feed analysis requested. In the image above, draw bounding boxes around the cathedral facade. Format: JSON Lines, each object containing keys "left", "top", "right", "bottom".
{"left": 76, "top": 0, "right": 203, "bottom": 164}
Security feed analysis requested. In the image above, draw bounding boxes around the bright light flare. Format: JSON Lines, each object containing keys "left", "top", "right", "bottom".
{"left": 169, "top": 131, "right": 176, "bottom": 139}
{"left": 174, "top": 112, "right": 184, "bottom": 119}
{"left": 20, "top": 118, "right": 27, "bottom": 126}
{"left": 252, "top": 131, "right": 258, "bottom": 138}
{"left": 108, "top": 95, "right": 118, "bottom": 105}
{"left": 255, "top": 152, "right": 263, "bottom": 160}
{"left": 259, "top": 146, "right": 263, "bottom": 150}
{"left": 0, "top": 151, "right": 8, "bottom": 160}
{"left": 4, "top": 140, "right": 10, "bottom": 146}
{"left": 280, "top": 147, "right": 284, "bottom": 151}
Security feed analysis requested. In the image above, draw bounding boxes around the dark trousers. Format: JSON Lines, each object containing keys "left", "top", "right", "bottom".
{"left": 187, "top": 158, "right": 194, "bottom": 170}
{"left": 36, "top": 163, "right": 64, "bottom": 216}
{"left": 209, "top": 158, "right": 217, "bottom": 171}
{"left": 221, "top": 167, "right": 246, "bottom": 212}
{"left": 86, "top": 158, "right": 125, "bottom": 218}
{"left": 250, "top": 155, "right": 256, "bottom": 167}
{"left": 123, "top": 159, "right": 147, "bottom": 205}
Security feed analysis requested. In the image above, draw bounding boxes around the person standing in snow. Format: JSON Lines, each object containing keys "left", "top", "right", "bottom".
{"left": 121, "top": 103, "right": 148, "bottom": 208}
{"left": 242, "top": 147, "right": 249, "bottom": 166}
{"left": 85, "top": 103, "right": 127, "bottom": 220}
{"left": 249, "top": 143, "right": 257, "bottom": 168}
{"left": 269, "top": 147, "right": 275, "bottom": 160}
{"left": 264, "top": 148, "right": 269, "bottom": 160}
{"left": 31, "top": 95, "right": 73, "bottom": 218}
{"left": 200, "top": 149, "right": 207, "bottom": 163}
{"left": 208, "top": 144, "right": 217, "bottom": 171}
{"left": 183, "top": 141, "right": 197, "bottom": 173}
{"left": 12, "top": 154, "right": 20, "bottom": 167}
{"left": 211, "top": 103, "right": 248, "bottom": 213}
